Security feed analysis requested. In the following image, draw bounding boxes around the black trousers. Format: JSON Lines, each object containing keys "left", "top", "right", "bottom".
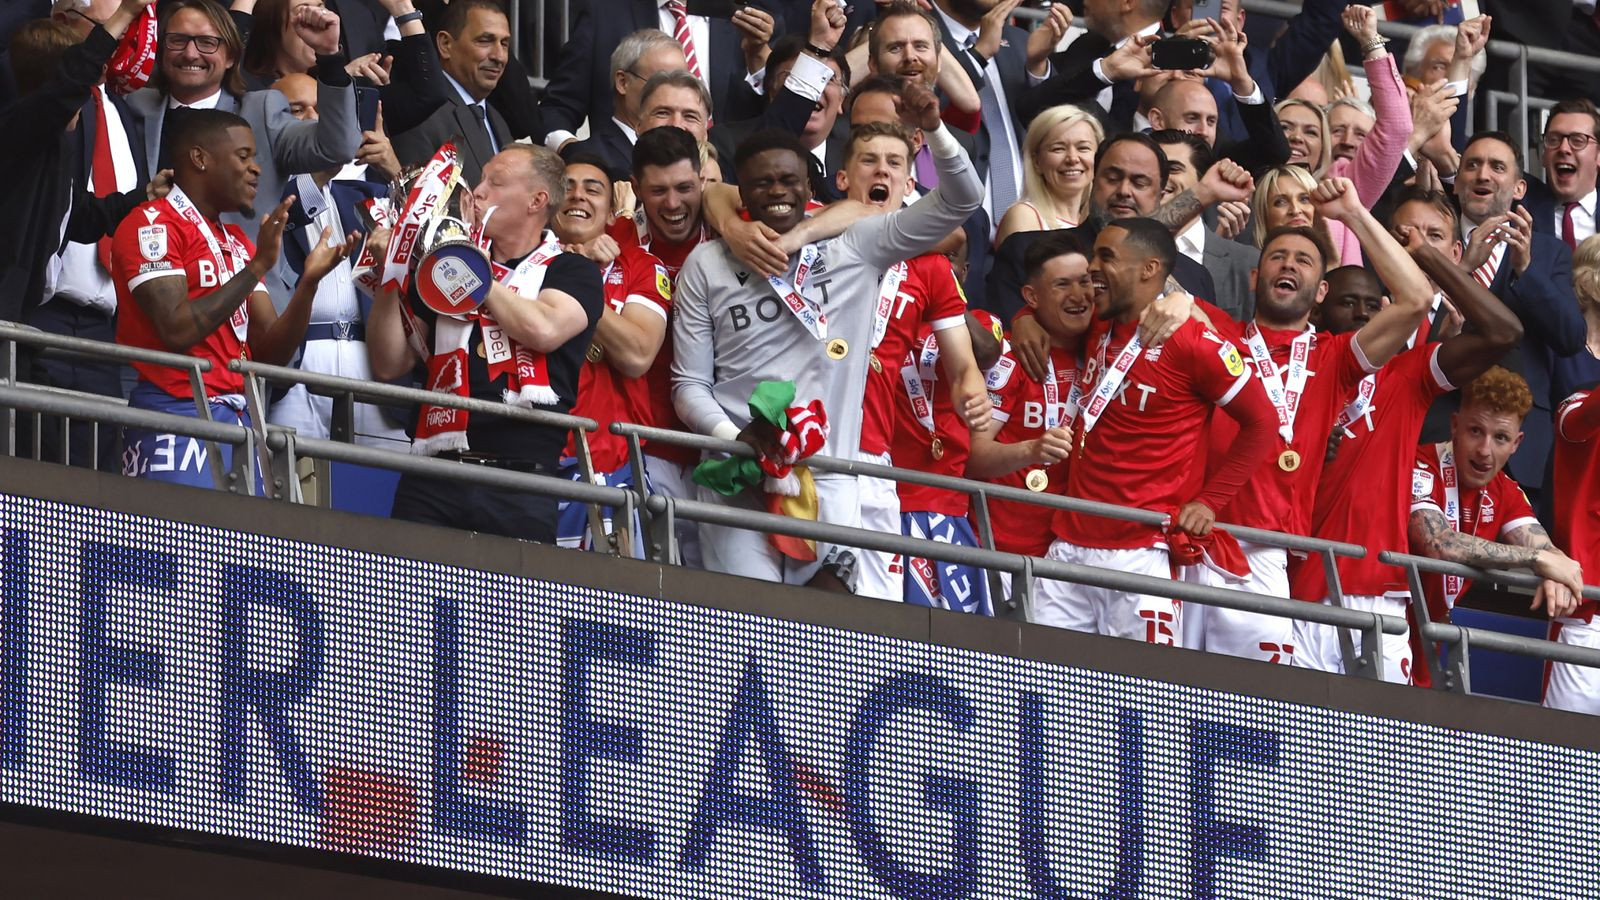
{"left": 17, "top": 299, "right": 124, "bottom": 471}
{"left": 390, "top": 469, "right": 559, "bottom": 544}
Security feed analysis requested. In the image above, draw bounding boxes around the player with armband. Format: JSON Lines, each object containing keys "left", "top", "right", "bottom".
{"left": 113, "top": 108, "right": 360, "bottom": 487}
{"left": 1034, "top": 218, "right": 1278, "bottom": 645}
{"left": 1408, "top": 367, "right": 1584, "bottom": 686}
{"left": 1183, "top": 177, "right": 1436, "bottom": 664}
{"left": 1544, "top": 384, "right": 1600, "bottom": 714}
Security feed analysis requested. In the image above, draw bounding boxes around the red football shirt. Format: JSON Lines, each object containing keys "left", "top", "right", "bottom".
{"left": 565, "top": 244, "right": 673, "bottom": 472}
{"left": 607, "top": 214, "right": 709, "bottom": 466}
{"left": 1055, "top": 318, "right": 1267, "bottom": 550}
{"left": 1409, "top": 440, "right": 1539, "bottom": 619}
{"left": 862, "top": 253, "right": 969, "bottom": 457}
{"left": 1553, "top": 390, "right": 1600, "bottom": 622}
{"left": 890, "top": 323, "right": 975, "bottom": 516}
{"left": 1291, "top": 342, "right": 1453, "bottom": 600}
{"left": 112, "top": 196, "right": 261, "bottom": 399}
{"left": 1205, "top": 324, "right": 1373, "bottom": 536}
{"left": 983, "top": 343, "right": 1078, "bottom": 556}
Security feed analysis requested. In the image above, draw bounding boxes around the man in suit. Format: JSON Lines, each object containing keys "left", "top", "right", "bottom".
{"left": 1142, "top": 59, "right": 1290, "bottom": 176}
{"left": 537, "top": 0, "right": 783, "bottom": 153}
{"left": 930, "top": 0, "right": 1051, "bottom": 236}
{"left": 1153, "top": 130, "right": 1257, "bottom": 321}
{"left": 1524, "top": 98, "right": 1600, "bottom": 253}
{"left": 125, "top": 0, "right": 359, "bottom": 241}
{"left": 710, "top": 36, "right": 851, "bottom": 201}
{"left": 392, "top": 0, "right": 512, "bottom": 186}
{"left": 1032, "top": 0, "right": 1167, "bottom": 131}
{"left": 1449, "top": 131, "right": 1587, "bottom": 511}
{"left": 559, "top": 30, "right": 687, "bottom": 179}
{"left": 986, "top": 132, "right": 1228, "bottom": 324}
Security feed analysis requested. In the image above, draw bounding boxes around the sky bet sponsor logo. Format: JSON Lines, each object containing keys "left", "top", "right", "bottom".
{"left": 3, "top": 497, "right": 1600, "bottom": 898}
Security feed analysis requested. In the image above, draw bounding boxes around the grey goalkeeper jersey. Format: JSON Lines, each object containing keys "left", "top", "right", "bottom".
{"left": 671, "top": 137, "right": 983, "bottom": 462}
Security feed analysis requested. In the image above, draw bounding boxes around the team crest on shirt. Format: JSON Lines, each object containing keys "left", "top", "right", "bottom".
{"left": 1412, "top": 466, "right": 1434, "bottom": 499}
{"left": 1144, "top": 346, "right": 1163, "bottom": 362}
{"left": 138, "top": 225, "right": 167, "bottom": 261}
{"left": 1219, "top": 342, "right": 1245, "bottom": 376}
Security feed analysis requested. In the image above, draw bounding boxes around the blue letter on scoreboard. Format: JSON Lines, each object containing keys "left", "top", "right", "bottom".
{"left": 681, "top": 656, "right": 822, "bottom": 887}
{"left": 432, "top": 594, "right": 526, "bottom": 841}
{"left": 559, "top": 617, "right": 655, "bottom": 859}
{"left": 1, "top": 529, "right": 28, "bottom": 769}
{"left": 1189, "top": 719, "right": 1279, "bottom": 898}
{"left": 78, "top": 541, "right": 176, "bottom": 790}
{"left": 220, "top": 563, "right": 325, "bottom": 812}
{"left": 844, "top": 672, "right": 980, "bottom": 900}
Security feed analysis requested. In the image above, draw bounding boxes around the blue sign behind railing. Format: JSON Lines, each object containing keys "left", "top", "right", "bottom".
{"left": 1, "top": 493, "right": 1596, "bottom": 898}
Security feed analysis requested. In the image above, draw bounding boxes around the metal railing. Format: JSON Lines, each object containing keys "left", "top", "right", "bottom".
{"left": 1382, "top": 549, "right": 1600, "bottom": 695}
{"left": 1, "top": 320, "right": 1595, "bottom": 691}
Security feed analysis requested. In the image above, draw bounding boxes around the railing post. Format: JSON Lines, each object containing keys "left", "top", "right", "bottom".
{"left": 187, "top": 365, "right": 229, "bottom": 491}
{"left": 1360, "top": 612, "right": 1387, "bottom": 682}
{"left": 1403, "top": 560, "right": 1456, "bottom": 691}
{"left": 1450, "top": 626, "right": 1473, "bottom": 694}
{"left": 1015, "top": 556, "right": 1036, "bottom": 625}
{"left": 242, "top": 373, "right": 278, "bottom": 499}
{"left": 1322, "top": 550, "right": 1369, "bottom": 677}
{"left": 970, "top": 488, "right": 1010, "bottom": 614}
{"left": 1, "top": 338, "right": 14, "bottom": 457}
{"left": 1515, "top": 44, "right": 1531, "bottom": 167}
{"left": 624, "top": 432, "right": 666, "bottom": 562}
{"left": 331, "top": 390, "right": 355, "bottom": 444}
{"left": 571, "top": 428, "right": 613, "bottom": 554}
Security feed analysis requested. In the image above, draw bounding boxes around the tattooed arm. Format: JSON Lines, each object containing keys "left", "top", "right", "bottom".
{"left": 1409, "top": 510, "right": 1585, "bottom": 617}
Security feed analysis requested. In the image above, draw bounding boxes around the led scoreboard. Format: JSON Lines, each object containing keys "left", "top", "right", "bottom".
{"left": 2, "top": 492, "right": 1597, "bottom": 898}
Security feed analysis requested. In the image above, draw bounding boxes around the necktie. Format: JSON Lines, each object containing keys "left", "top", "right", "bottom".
{"left": 1471, "top": 237, "right": 1504, "bottom": 289}
{"left": 472, "top": 104, "right": 498, "bottom": 155}
{"left": 1564, "top": 201, "right": 1580, "bottom": 252}
{"left": 914, "top": 144, "right": 940, "bottom": 191}
{"left": 89, "top": 88, "right": 119, "bottom": 274}
{"left": 666, "top": 1, "right": 704, "bottom": 82}
{"left": 966, "top": 36, "right": 1018, "bottom": 218}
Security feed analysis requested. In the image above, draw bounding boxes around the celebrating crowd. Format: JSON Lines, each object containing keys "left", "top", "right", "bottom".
{"left": 5, "top": 0, "right": 1600, "bottom": 709}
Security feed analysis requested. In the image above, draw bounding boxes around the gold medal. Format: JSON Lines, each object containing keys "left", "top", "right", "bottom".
{"left": 1277, "top": 449, "right": 1301, "bottom": 472}
{"left": 826, "top": 338, "right": 849, "bottom": 360}
{"left": 870, "top": 353, "right": 882, "bottom": 374}
{"left": 930, "top": 436, "right": 944, "bottom": 460}
{"left": 1025, "top": 469, "right": 1049, "bottom": 492}
{"left": 585, "top": 342, "right": 603, "bottom": 363}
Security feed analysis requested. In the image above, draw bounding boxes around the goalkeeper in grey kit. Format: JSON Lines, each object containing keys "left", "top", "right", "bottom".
{"left": 670, "top": 80, "right": 985, "bottom": 589}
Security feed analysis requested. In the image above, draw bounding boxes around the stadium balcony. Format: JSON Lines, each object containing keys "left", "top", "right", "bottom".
{"left": 3, "top": 318, "right": 1600, "bottom": 898}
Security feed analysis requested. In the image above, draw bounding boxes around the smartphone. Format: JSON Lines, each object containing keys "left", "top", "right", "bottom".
{"left": 1151, "top": 37, "right": 1215, "bottom": 71}
{"left": 355, "top": 86, "right": 380, "bottom": 133}
{"left": 1188, "top": 0, "right": 1222, "bottom": 23}
{"left": 685, "top": 0, "right": 747, "bottom": 18}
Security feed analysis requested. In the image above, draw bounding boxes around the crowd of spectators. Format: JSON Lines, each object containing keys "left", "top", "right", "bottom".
{"left": 4, "top": 0, "right": 1600, "bottom": 709}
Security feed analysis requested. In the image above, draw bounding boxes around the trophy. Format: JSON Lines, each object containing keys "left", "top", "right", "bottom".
{"left": 412, "top": 180, "right": 494, "bottom": 317}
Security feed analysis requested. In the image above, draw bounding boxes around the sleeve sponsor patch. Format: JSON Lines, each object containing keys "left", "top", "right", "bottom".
{"left": 136, "top": 261, "right": 174, "bottom": 274}
{"left": 1219, "top": 342, "right": 1245, "bottom": 377}
{"left": 1412, "top": 466, "right": 1434, "bottom": 500}
{"left": 138, "top": 224, "right": 168, "bottom": 261}
{"left": 655, "top": 265, "right": 673, "bottom": 302}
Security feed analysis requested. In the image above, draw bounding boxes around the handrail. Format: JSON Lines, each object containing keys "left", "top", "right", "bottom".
{"left": 653, "top": 493, "right": 1407, "bottom": 637}
{"left": 611, "top": 421, "right": 1367, "bottom": 559}
{"left": 227, "top": 358, "right": 600, "bottom": 434}
{"left": 0, "top": 321, "right": 213, "bottom": 374}
{"left": 0, "top": 384, "right": 246, "bottom": 446}
{"left": 1379, "top": 549, "right": 1600, "bottom": 603}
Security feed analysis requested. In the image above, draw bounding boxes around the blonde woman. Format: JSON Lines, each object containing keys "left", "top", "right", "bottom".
{"left": 994, "top": 104, "right": 1103, "bottom": 245}
{"left": 1557, "top": 234, "right": 1600, "bottom": 400}
{"left": 1249, "top": 166, "right": 1323, "bottom": 248}
{"left": 1275, "top": 99, "right": 1330, "bottom": 172}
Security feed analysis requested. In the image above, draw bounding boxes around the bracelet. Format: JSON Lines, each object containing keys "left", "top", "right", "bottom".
{"left": 394, "top": 10, "right": 423, "bottom": 26}
{"left": 804, "top": 41, "right": 833, "bottom": 58}
{"left": 1361, "top": 37, "right": 1389, "bottom": 56}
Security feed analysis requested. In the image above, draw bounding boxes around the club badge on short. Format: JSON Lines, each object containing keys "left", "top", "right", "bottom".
{"left": 138, "top": 224, "right": 167, "bottom": 261}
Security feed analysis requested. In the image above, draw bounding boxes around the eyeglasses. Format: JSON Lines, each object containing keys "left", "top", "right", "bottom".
{"left": 163, "top": 32, "right": 225, "bottom": 55}
{"left": 1543, "top": 131, "right": 1595, "bottom": 151}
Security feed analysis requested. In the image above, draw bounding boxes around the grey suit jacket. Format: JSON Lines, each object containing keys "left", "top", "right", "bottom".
{"left": 1203, "top": 229, "right": 1259, "bottom": 324}
{"left": 392, "top": 97, "right": 511, "bottom": 189}
{"left": 125, "top": 78, "right": 361, "bottom": 242}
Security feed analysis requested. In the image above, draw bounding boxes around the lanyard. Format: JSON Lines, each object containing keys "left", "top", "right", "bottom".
{"left": 1336, "top": 373, "right": 1378, "bottom": 437}
{"left": 1436, "top": 441, "right": 1490, "bottom": 608}
{"left": 900, "top": 332, "right": 941, "bottom": 437}
{"left": 765, "top": 243, "right": 826, "bottom": 341}
{"left": 871, "top": 261, "right": 909, "bottom": 349}
{"left": 1242, "top": 322, "right": 1314, "bottom": 445}
{"left": 1079, "top": 328, "right": 1143, "bottom": 435}
{"left": 166, "top": 184, "right": 250, "bottom": 341}
{"left": 1041, "top": 351, "right": 1084, "bottom": 431}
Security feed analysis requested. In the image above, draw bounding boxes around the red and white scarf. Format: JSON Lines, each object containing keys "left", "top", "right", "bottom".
{"left": 404, "top": 232, "right": 566, "bottom": 456}
{"left": 759, "top": 399, "right": 829, "bottom": 496}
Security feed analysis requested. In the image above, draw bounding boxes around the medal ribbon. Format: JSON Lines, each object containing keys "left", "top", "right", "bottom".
{"left": 382, "top": 142, "right": 459, "bottom": 292}
{"left": 765, "top": 243, "right": 826, "bottom": 341}
{"left": 1079, "top": 329, "right": 1143, "bottom": 435}
{"left": 1242, "top": 322, "right": 1314, "bottom": 445}
{"left": 871, "top": 262, "right": 909, "bottom": 349}
{"left": 166, "top": 184, "right": 250, "bottom": 341}
{"left": 900, "top": 332, "right": 940, "bottom": 439}
{"left": 1335, "top": 373, "right": 1378, "bottom": 437}
{"left": 1041, "top": 351, "right": 1084, "bottom": 431}
{"left": 1436, "top": 441, "right": 1490, "bottom": 609}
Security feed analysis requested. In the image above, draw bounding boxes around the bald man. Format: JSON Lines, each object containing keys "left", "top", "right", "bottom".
{"left": 1145, "top": 73, "right": 1290, "bottom": 175}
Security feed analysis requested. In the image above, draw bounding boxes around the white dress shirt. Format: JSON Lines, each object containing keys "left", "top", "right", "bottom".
{"left": 1556, "top": 187, "right": 1597, "bottom": 245}
{"left": 45, "top": 85, "right": 141, "bottom": 314}
{"left": 167, "top": 89, "right": 222, "bottom": 110}
{"left": 1177, "top": 216, "right": 1207, "bottom": 265}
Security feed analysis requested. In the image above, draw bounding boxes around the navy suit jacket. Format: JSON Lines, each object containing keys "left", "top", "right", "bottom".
{"left": 538, "top": 0, "right": 777, "bottom": 141}
{"left": 939, "top": 20, "right": 1032, "bottom": 190}
{"left": 562, "top": 116, "right": 635, "bottom": 182}
{"left": 69, "top": 90, "right": 151, "bottom": 198}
